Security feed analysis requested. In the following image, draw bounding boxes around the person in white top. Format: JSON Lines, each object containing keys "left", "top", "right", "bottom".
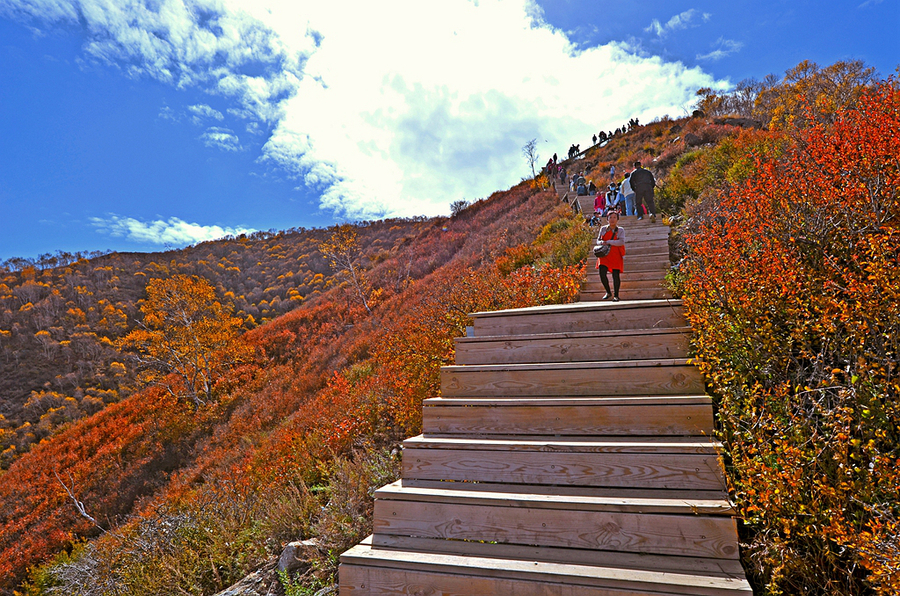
{"left": 620, "top": 172, "right": 636, "bottom": 216}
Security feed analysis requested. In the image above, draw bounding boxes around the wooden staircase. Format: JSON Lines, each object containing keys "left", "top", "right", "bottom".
{"left": 339, "top": 205, "right": 751, "bottom": 594}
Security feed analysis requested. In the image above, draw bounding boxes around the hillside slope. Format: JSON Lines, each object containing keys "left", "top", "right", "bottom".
{"left": 0, "top": 181, "right": 591, "bottom": 593}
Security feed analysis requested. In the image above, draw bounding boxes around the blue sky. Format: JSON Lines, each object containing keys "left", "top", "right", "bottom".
{"left": 1, "top": 0, "right": 897, "bottom": 262}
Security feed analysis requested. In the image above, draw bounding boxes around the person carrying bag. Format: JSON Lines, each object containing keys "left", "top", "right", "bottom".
{"left": 594, "top": 210, "right": 626, "bottom": 301}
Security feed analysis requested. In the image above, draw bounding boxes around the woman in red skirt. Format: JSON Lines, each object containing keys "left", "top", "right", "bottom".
{"left": 595, "top": 210, "right": 626, "bottom": 301}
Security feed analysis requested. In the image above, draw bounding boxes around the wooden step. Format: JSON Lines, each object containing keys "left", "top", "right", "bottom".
{"left": 402, "top": 436, "right": 726, "bottom": 490}
{"left": 470, "top": 299, "right": 686, "bottom": 336}
{"left": 580, "top": 288, "right": 673, "bottom": 301}
{"left": 454, "top": 327, "right": 691, "bottom": 364}
{"left": 371, "top": 480, "right": 739, "bottom": 559}
{"left": 618, "top": 244, "right": 670, "bottom": 257}
{"left": 622, "top": 259, "right": 671, "bottom": 273}
{"left": 590, "top": 269, "right": 667, "bottom": 282}
{"left": 588, "top": 232, "right": 670, "bottom": 245}
{"left": 359, "top": 533, "right": 750, "bottom": 582}
{"left": 441, "top": 359, "right": 704, "bottom": 397}
{"left": 342, "top": 539, "right": 752, "bottom": 595}
{"left": 588, "top": 252, "right": 670, "bottom": 267}
{"left": 582, "top": 279, "right": 667, "bottom": 292}
{"left": 578, "top": 276, "right": 667, "bottom": 289}
{"left": 422, "top": 396, "right": 715, "bottom": 436}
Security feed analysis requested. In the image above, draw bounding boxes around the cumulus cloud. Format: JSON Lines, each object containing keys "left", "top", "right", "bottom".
{"left": 5, "top": 0, "right": 728, "bottom": 219}
{"left": 697, "top": 38, "right": 744, "bottom": 61}
{"left": 201, "top": 127, "right": 242, "bottom": 151}
{"left": 90, "top": 214, "right": 256, "bottom": 245}
{"left": 188, "top": 103, "right": 224, "bottom": 121}
{"left": 645, "top": 9, "right": 711, "bottom": 37}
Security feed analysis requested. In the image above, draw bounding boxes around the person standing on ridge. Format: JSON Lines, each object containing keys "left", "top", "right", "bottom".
{"left": 630, "top": 161, "right": 656, "bottom": 221}
{"left": 595, "top": 210, "right": 626, "bottom": 301}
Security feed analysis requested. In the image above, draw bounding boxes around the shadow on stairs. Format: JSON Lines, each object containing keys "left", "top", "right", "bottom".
{"left": 339, "top": 217, "right": 751, "bottom": 594}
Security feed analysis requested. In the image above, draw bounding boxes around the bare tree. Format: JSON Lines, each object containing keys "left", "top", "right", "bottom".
{"left": 450, "top": 199, "right": 470, "bottom": 217}
{"left": 319, "top": 224, "right": 372, "bottom": 313}
{"left": 54, "top": 469, "right": 105, "bottom": 532}
{"left": 522, "top": 138, "right": 539, "bottom": 181}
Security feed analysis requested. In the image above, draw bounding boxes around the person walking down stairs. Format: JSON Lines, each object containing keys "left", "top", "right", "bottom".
{"left": 595, "top": 210, "right": 626, "bottom": 301}
{"left": 630, "top": 160, "right": 656, "bottom": 221}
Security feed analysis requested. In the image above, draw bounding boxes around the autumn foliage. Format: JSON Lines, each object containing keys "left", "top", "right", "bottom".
{"left": 0, "top": 180, "right": 587, "bottom": 594}
{"left": 680, "top": 81, "right": 899, "bottom": 594}
{"left": 117, "top": 274, "right": 251, "bottom": 407}
{"left": 4, "top": 59, "right": 894, "bottom": 596}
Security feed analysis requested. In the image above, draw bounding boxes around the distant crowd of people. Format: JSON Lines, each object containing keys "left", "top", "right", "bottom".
{"left": 579, "top": 161, "right": 656, "bottom": 224}
{"left": 542, "top": 138, "right": 659, "bottom": 303}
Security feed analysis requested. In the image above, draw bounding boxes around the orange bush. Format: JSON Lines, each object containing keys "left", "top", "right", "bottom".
{"left": 681, "top": 82, "right": 899, "bottom": 595}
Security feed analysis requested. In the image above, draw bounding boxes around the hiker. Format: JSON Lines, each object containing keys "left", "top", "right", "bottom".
{"left": 604, "top": 183, "right": 624, "bottom": 215}
{"left": 630, "top": 161, "right": 656, "bottom": 221}
{"left": 588, "top": 180, "right": 596, "bottom": 194}
{"left": 595, "top": 210, "right": 626, "bottom": 301}
{"left": 609, "top": 164, "right": 616, "bottom": 181}
{"left": 593, "top": 134, "right": 598, "bottom": 145}
{"left": 591, "top": 192, "right": 606, "bottom": 218}
{"left": 620, "top": 172, "right": 636, "bottom": 216}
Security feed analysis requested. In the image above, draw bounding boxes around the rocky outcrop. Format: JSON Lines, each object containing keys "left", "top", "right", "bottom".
{"left": 684, "top": 132, "right": 704, "bottom": 146}
{"left": 714, "top": 116, "right": 763, "bottom": 129}
{"left": 213, "top": 540, "right": 330, "bottom": 596}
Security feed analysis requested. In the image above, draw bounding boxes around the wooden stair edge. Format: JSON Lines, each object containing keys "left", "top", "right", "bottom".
{"left": 341, "top": 542, "right": 753, "bottom": 595}
{"left": 374, "top": 479, "right": 736, "bottom": 515}
{"left": 469, "top": 298, "right": 683, "bottom": 318}
{"left": 402, "top": 434, "right": 723, "bottom": 453}
{"left": 424, "top": 395, "right": 713, "bottom": 405}
{"left": 385, "top": 478, "right": 730, "bottom": 503}
{"left": 359, "top": 534, "right": 749, "bottom": 579}
{"left": 454, "top": 326, "right": 692, "bottom": 343}
{"left": 441, "top": 357, "right": 693, "bottom": 372}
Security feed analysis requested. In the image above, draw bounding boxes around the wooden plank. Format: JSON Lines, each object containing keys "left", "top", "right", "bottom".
{"left": 456, "top": 326, "right": 691, "bottom": 343}
{"left": 470, "top": 299, "right": 682, "bottom": 319}
{"left": 580, "top": 289, "right": 673, "bottom": 301}
{"left": 372, "top": 500, "right": 740, "bottom": 559}
{"left": 440, "top": 362, "right": 704, "bottom": 397}
{"left": 341, "top": 545, "right": 752, "bottom": 595}
{"left": 471, "top": 302, "right": 687, "bottom": 336}
{"left": 582, "top": 278, "right": 666, "bottom": 290}
{"left": 365, "top": 534, "right": 749, "bottom": 579}
{"left": 588, "top": 250, "right": 669, "bottom": 262}
{"left": 422, "top": 399, "right": 715, "bottom": 436}
{"left": 401, "top": 447, "right": 725, "bottom": 490}
{"left": 580, "top": 290, "right": 673, "bottom": 302}
{"left": 403, "top": 435, "right": 722, "bottom": 454}
{"left": 424, "top": 395, "right": 712, "bottom": 406}
{"left": 375, "top": 480, "right": 734, "bottom": 515}
{"left": 397, "top": 478, "right": 730, "bottom": 502}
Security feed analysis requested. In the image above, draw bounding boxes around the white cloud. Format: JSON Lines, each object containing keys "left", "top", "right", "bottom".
{"left": 90, "top": 215, "right": 256, "bottom": 245}
{"left": 188, "top": 103, "right": 224, "bottom": 121}
{"left": 201, "top": 126, "right": 242, "bottom": 151}
{"left": 645, "top": 9, "right": 711, "bottom": 37}
{"left": 697, "top": 38, "right": 744, "bottom": 61}
{"left": 7, "top": 0, "right": 728, "bottom": 219}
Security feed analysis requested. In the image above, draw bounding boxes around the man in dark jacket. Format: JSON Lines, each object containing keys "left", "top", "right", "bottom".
{"left": 629, "top": 161, "right": 656, "bottom": 221}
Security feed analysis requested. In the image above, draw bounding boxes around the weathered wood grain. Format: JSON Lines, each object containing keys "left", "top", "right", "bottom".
{"left": 422, "top": 397, "right": 715, "bottom": 436}
{"left": 454, "top": 327, "right": 690, "bottom": 364}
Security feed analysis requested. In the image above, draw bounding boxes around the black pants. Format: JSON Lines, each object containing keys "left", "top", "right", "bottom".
{"left": 598, "top": 264, "right": 621, "bottom": 297}
{"left": 634, "top": 187, "right": 656, "bottom": 216}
